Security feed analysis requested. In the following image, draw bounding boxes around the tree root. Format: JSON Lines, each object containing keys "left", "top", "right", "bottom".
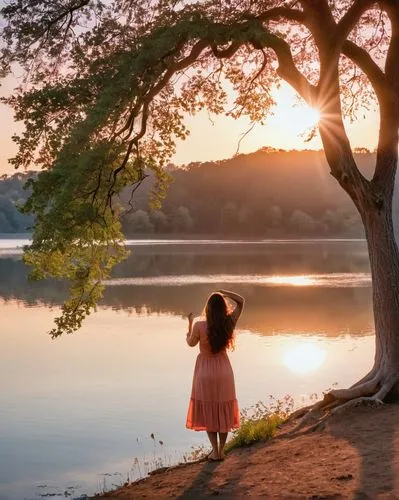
{"left": 329, "top": 373, "right": 380, "bottom": 401}
{"left": 288, "top": 371, "right": 399, "bottom": 434}
{"left": 348, "top": 367, "right": 377, "bottom": 389}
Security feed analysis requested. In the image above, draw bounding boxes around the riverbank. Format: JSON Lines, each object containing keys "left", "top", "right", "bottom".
{"left": 96, "top": 403, "right": 399, "bottom": 498}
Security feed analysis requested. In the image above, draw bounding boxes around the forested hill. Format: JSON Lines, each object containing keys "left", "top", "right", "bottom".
{"left": 0, "top": 148, "right": 374, "bottom": 237}
{"left": 120, "top": 148, "right": 373, "bottom": 237}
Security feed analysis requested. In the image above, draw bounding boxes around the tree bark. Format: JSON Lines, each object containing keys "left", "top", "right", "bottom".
{"left": 316, "top": 94, "right": 399, "bottom": 403}
{"left": 361, "top": 173, "right": 399, "bottom": 398}
{"left": 324, "top": 158, "right": 399, "bottom": 406}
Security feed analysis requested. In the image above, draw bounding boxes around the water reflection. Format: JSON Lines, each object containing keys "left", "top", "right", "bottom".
{"left": 0, "top": 239, "right": 376, "bottom": 499}
{"left": 105, "top": 272, "right": 370, "bottom": 287}
{"left": 0, "top": 240, "right": 373, "bottom": 337}
{"left": 282, "top": 341, "right": 327, "bottom": 375}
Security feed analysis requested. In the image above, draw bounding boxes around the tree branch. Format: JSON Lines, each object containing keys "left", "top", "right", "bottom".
{"left": 258, "top": 6, "right": 306, "bottom": 24}
{"left": 293, "top": 4, "right": 371, "bottom": 207}
{"left": 336, "top": 0, "right": 377, "bottom": 42}
{"left": 256, "top": 31, "right": 315, "bottom": 105}
{"left": 211, "top": 41, "right": 241, "bottom": 59}
{"left": 383, "top": 2, "right": 399, "bottom": 101}
{"left": 342, "top": 40, "right": 391, "bottom": 105}
{"left": 115, "top": 39, "right": 209, "bottom": 140}
{"left": 300, "top": 0, "right": 334, "bottom": 25}
{"left": 32, "top": 0, "right": 90, "bottom": 45}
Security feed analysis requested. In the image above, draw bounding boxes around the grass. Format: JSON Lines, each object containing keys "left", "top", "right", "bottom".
{"left": 224, "top": 395, "right": 294, "bottom": 453}
{"left": 185, "top": 396, "right": 296, "bottom": 460}
{"left": 224, "top": 412, "right": 283, "bottom": 452}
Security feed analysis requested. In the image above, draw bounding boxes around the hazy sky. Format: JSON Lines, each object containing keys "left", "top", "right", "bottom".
{"left": 0, "top": 80, "right": 379, "bottom": 174}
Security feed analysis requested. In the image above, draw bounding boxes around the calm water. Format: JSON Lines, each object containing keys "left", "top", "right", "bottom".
{"left": 0, "top": 238, "right": 375, "bottom": 499}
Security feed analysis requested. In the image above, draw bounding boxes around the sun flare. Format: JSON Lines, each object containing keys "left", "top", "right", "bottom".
{"left": 270, "top": 104, "right": 321, "bottom": 135}
{"left": 264, "top": 84, "right": 322, "bottom": 140}
{"left": 282, "top": 343, "right": 327, "bottom": 375}
{"left": 303, "top": 107, "right": 321, "bottom": 128}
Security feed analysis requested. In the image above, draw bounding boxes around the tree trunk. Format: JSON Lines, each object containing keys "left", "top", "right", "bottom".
{"left": 328, "top": 167, "right": 399, "bottom": 404}
{"left": 291, "top": 173, "right": 399, "bottom": 429}
{"left": 315, "top": 83, "right": 399, "bottom": 403}
{"left": 363, "top": 201, "right": 399, "bottom": 398}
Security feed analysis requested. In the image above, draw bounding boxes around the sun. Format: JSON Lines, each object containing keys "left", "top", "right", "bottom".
{"left": 270, "top": 101, "right": 321, "bottom": 135}
{"left": 302, "top": 106, "right": 321, "bottom": 129}
{"left": 264, "top": 84, "right": 322, "bottom": 139}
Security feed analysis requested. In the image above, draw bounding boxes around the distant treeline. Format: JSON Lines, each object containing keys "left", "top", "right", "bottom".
{"left": 1, "top": 148, "right": 374, "bottom": 237}
{"left": 120, "top": 148, "right": 373, "bottom": 238}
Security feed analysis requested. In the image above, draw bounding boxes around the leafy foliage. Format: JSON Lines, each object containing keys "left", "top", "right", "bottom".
{"left": 0, "top": 0, "right": 396, "bottom": 335}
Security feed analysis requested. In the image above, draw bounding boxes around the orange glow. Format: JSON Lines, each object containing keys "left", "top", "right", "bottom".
{"left": 0, "top": 79, "right": 377, "bottom": 174}
{"left": 170, "top": 82, "right": 377, "bottom": 165}
{"left": 267, "top": 84, "right": 321, "bottom": 136}
{"left": 282, "top": 342, "right": 327, "bottom": 375}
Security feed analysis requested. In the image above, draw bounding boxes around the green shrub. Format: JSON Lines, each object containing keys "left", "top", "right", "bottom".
{"left": 224, "top": 413, "right": 282, "bottom": 453}
{"left": 225, "top": 396, "right": 294, "bottom": 453}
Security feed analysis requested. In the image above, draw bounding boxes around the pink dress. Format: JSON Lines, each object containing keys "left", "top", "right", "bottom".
{"left": 186, "top": 320, "right": 240, "bottom": 433}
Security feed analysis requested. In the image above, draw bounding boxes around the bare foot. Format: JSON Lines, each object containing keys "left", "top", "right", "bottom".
{"left": 207, "top": 451, "right": 220, "bottom": 461}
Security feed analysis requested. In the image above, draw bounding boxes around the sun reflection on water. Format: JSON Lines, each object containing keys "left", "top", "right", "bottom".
{"left": 282, "top": 342, "right": 327, "bottom": 375}
{"left": 105, "top": 272, "right": 370, "bottom": 287}
{"left": 271, "top": 275, "right": 316, "bottom": 286}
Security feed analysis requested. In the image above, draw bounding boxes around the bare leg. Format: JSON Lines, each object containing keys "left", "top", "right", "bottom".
{"left": 206, "top": 431, "right": 219, "bottom": 459}
{"left": 218, "top": 432, "right": 228, "bottom": 459}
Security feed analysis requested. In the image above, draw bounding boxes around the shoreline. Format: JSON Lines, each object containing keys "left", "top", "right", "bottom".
{"left": 94, "top": 403, "right": 399, "bottom": 498}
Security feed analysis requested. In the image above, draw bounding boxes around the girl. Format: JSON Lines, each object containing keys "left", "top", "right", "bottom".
{"left": 186, "top": 289, "right": 244, "bottom": 461}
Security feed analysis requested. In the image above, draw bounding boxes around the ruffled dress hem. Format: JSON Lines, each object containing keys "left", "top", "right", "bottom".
{"left": 186, "top": 397, "right": 240, "bottom": 432}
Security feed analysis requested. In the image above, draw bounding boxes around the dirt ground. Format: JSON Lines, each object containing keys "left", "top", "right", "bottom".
{"left": 95, "top": 404, "right": 399, "bottom": 499}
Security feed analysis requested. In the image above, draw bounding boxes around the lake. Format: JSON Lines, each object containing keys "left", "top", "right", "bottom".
{"left": 0, "top": 238, "right": 375, "bottom": 499}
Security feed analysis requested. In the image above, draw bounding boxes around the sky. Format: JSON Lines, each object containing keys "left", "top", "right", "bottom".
{"left": 0, "top": 80, "right": 380, "bottom": 174}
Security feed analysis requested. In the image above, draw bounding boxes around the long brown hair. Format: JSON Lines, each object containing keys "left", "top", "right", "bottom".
{"left": 205, "top": 293, "right": 235, "bottom": 354}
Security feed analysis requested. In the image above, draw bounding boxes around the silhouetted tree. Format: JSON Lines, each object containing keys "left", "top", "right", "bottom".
{"left": 266, "top": 205, "right": 283, "bottom": 228}
{"left": 150, "top": 210, "right": 169, "bottom": 233}
{"left": 220, "top": 202, "right": 239, "bottom": 234}
{"left": 125, "top": 210, "right": 154, "bottom": 234}
{"left": 289, "top": 210, "right": 316, "bottom": 235}
{"left": 172, "top": 206, "right": 193, "bottom": 233}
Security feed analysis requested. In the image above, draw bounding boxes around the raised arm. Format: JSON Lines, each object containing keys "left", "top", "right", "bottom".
{"left": 218, "top": 289, "right": 245, "bottom": 326}
{"left": 186, "top": 313, "right": 200, "bottom": 347}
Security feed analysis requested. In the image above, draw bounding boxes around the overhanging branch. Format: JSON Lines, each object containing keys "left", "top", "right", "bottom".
{"left": 342, "top": 40, "right": 391, "bottom": 105}
{"left": 115, "top": 39, "right": 209, "bottom": 141}
{"left": 255, "top": 31, "right": 315, "bottom": 105}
